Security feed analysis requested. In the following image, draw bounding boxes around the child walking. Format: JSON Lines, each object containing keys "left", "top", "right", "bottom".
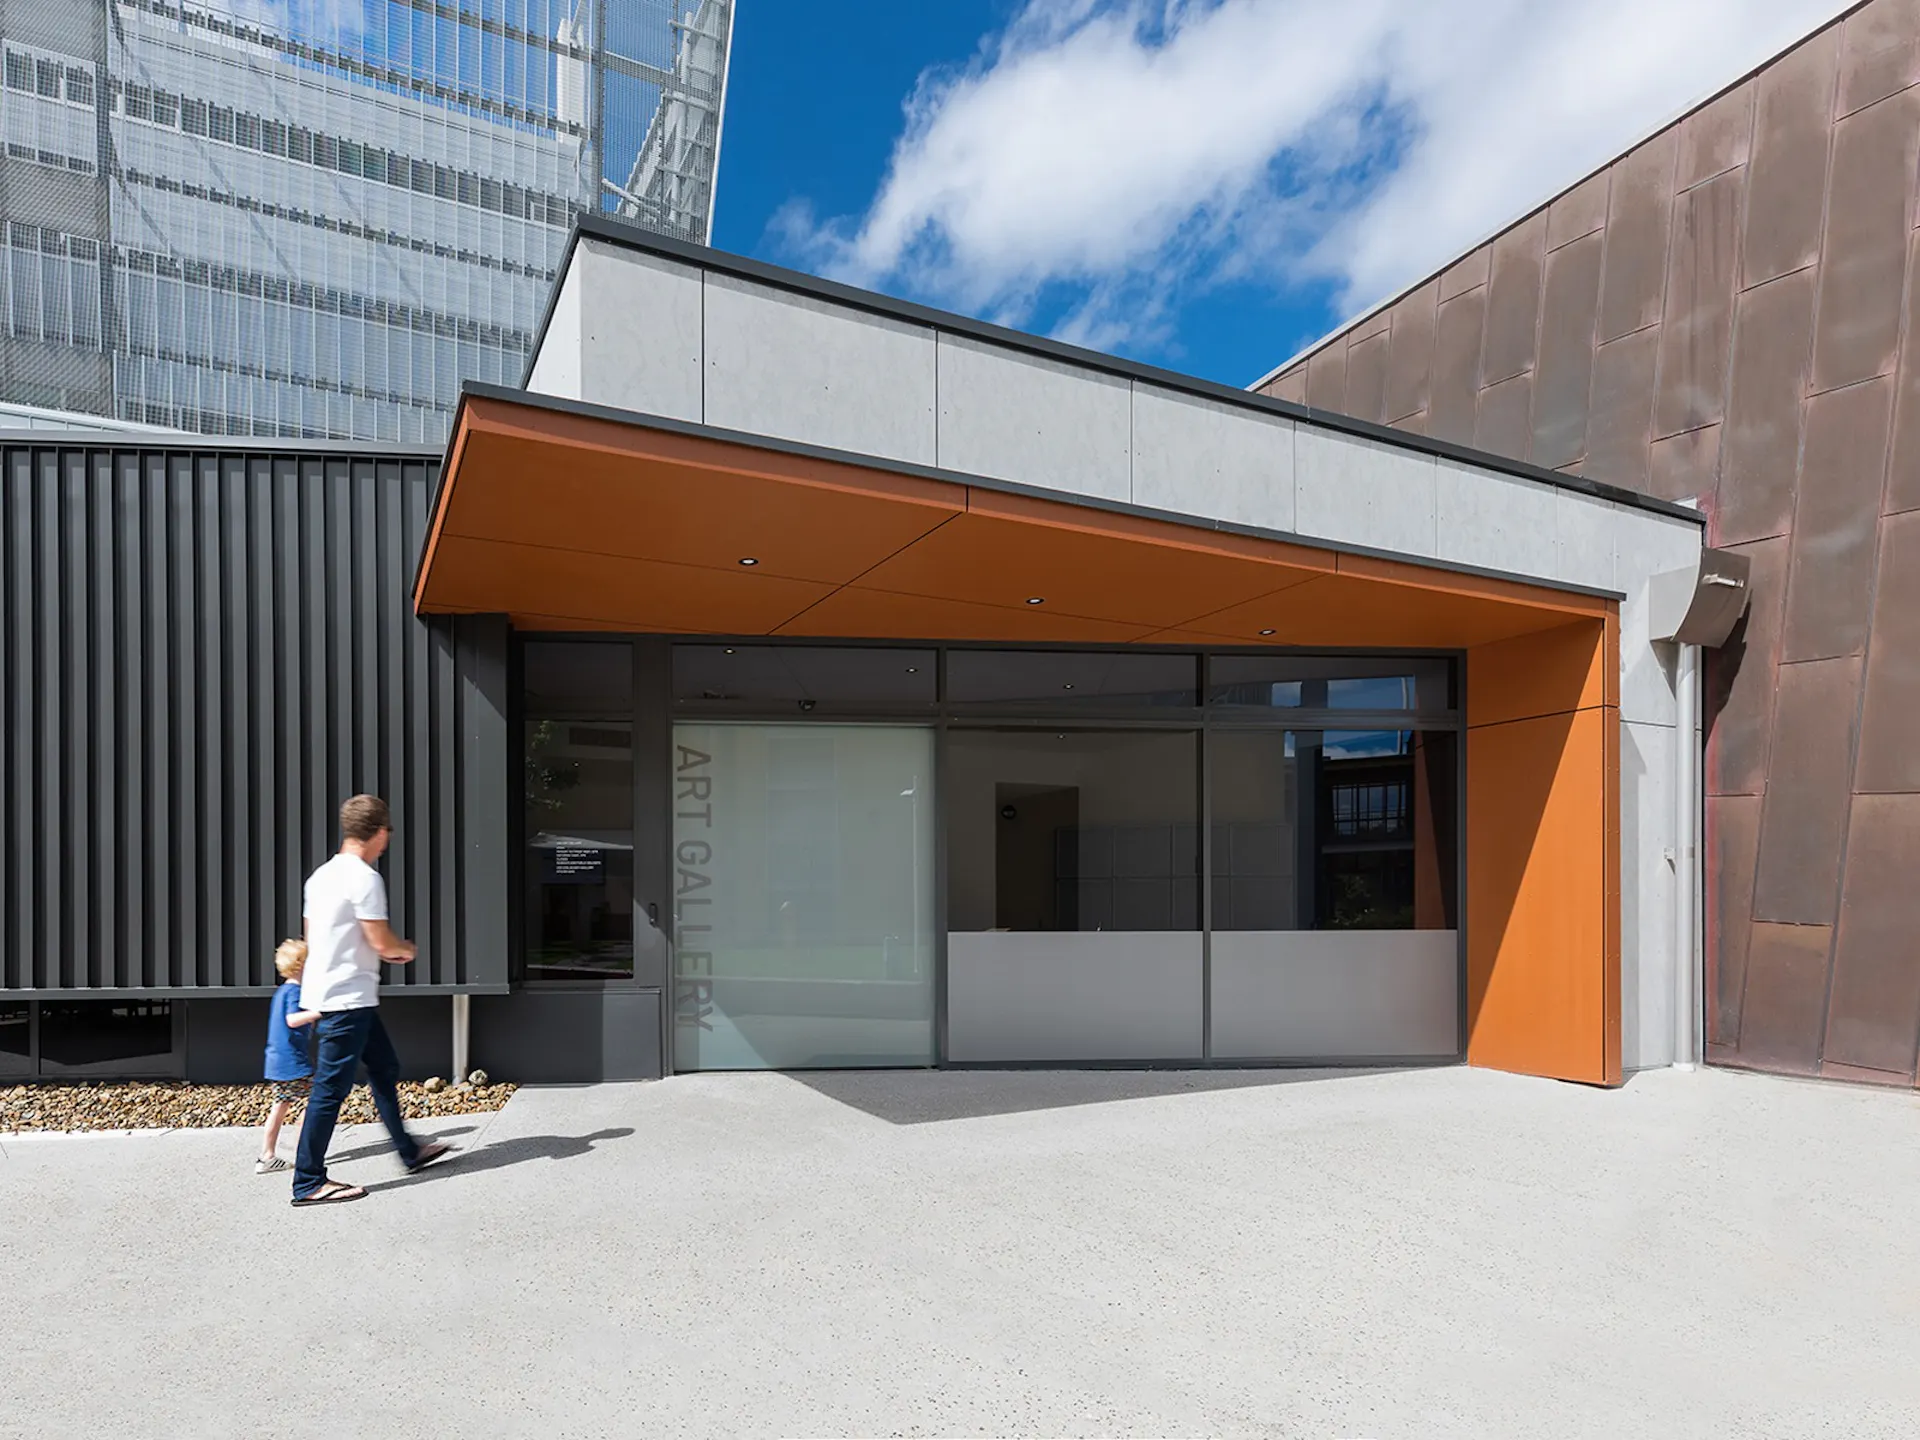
{"left": 258, "top": 938, "right": 321, "bottom": 1174}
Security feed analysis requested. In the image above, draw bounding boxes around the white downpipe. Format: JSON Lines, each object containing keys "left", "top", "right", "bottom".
{"left": 1672, "top": 644, "right": 1699, "bottom": 1069}
{"left": 452, "top": 993, "right": 471, "bottom": 1082}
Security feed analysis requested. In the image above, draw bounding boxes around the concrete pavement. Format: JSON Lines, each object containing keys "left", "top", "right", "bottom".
{"left": 3, "top": 1064, "right": 1918, "bottom": 1438}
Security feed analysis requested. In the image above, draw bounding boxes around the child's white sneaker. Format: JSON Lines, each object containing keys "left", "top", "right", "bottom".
{"left": 255, "top": 1155, "right": 289, "bottom": 1174}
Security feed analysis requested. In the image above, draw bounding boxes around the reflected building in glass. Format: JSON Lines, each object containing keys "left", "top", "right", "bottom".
{"left": 0, "top": 0, "right": 732, "bottom": 440}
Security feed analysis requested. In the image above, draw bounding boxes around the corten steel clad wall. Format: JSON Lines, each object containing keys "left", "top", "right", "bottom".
{"left": 0, "top": 440, "right": 510, "bottom": 995}
{"left": 1262, "top": 0, "right": 1920, "bottom": 1086}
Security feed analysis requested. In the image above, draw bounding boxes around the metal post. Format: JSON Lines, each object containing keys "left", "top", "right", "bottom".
{"left": 451, "top": 993, "right": 471, "bottom": 1082}
{"left": 1672, "top": 644, "right": 1698, "bottom": 1070}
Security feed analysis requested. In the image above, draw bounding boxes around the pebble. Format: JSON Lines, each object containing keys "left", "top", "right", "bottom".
{"left": 0, "top": 1079, "right": 515, "bottom": 1134}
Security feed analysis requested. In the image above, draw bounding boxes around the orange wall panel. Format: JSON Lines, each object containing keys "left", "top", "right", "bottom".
{"left": 1467, "top": 618, "right": 1609, "bottom": 727}
{"left": 1465, "top": 608, "right": 1621, "bottom": 1085}
{"left": 780, "top": 585, "right": 1155, "bottom": 643}
{"left": 427, "top": 534, "right": 835, "bottom": 634}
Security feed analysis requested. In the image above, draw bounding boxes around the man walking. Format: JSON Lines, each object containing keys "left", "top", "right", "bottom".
{"left": 291, "top": 794, "right": 451, "bottom": 1205}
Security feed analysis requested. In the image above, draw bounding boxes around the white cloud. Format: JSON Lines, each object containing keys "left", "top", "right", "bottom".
{"left": 230, "top": 0, "right": 368, "bottom": 42}
{"left": 788, "top": 0, "right": 1852, "bottom": 354}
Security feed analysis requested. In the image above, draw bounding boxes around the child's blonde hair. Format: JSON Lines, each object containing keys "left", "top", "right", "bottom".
{"left": 274, "top": 937, "right": 308, "bottom": 980}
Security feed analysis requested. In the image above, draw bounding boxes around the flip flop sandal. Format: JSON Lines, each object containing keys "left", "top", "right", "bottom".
{"left": 406, "top": 1141, "right": 454, "bottom": 1174}
{"left": 255, "top": 1156, "right": 290, "bottom": 1174}
{"left": 291, "top": 1182, "right": 366, "bottom": 1206}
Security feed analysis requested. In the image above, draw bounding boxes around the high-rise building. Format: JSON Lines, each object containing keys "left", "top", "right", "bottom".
{"left": 0, "top": 0, "right": 733, "bottom": 441}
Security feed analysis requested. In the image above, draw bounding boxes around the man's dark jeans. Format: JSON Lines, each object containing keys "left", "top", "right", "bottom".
{"left": 293, "top": 1007, "right": 423, "bottom": 1199}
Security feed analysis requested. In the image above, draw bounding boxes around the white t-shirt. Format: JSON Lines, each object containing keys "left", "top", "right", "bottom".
{"left": 300, "top": 852, "right": 390, "bottom": 1012}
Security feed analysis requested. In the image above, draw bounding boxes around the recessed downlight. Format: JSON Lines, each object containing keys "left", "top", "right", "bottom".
{"left": 906, "top": 666, "right": 918, "bottom": 674}
{"left": 1062, "top": 683, "right": 1075, "bottom": 690}
{"left": 724, "top": 647, "right": 736, "bottom": 654}
{"left": 738, "top": 557, "right": 759, "bottom": 567}
{"left": 1025, "top": 596, "right": 1045, "bottom": 605}
{"left": 1258, "top": 628, "right": 1276, "bottom": 636}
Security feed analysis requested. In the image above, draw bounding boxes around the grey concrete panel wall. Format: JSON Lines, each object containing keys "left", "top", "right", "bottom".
{"left": 1621, "top": 720, "right": 1678, "bottom": 1070}
{"left": 1209, "top": 930, "right": 1459, "bottom": 1060}
{"left": 1294, "top": 429, "right": 1437, "bottom": 557}
{"left": 473, "top": 989, "right": 663, "bottom": 1083}
{"left": 1434, "top": 461, "right": 1560, "bottom": 577}
{"left": 704, "top": 274, "right": 936, "bottom": 466}
{"left": 1260, "top": 0, "right": 1920, "bottom": 1086}
{"left": 945, "top": 932, "right": 1203, "bottom": 1062}
{"left": 525, "top": 260, "right": 583, "bottom": 398}
{"left": 1130, "top": 384, "right": 1295, "bottom": 530}
{"left": 1551, "top": 491, "right": 1619, "bottom": 594}
{"left": 569, "top": 239, "right": 703, "bottom": 422}
{"left": 935, "top": 335, "right": 1132, "bottom": 502}
{"left": 549, "top": 229, "right": 1692, "bottom": 605}
{"left": 1617, "top": 509, "right": 1703, "bottom": 728}
{"left": 0, "top": 442, "right": 508, "bottom": 995}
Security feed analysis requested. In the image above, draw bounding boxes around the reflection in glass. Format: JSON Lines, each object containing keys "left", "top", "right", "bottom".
{"left": 525, "top": 718, "right": 635, "bottom": 980}
{"left": 0, "top": 1002, "right": 29, "bottom": 1076}
{"left": 523, "top": 641, "right": 632, "bottom": 714}
{"left": 1327, "top": 675, "right": 1423, "bottom": 710}
{"left": 672, "top": 724, "right": 936, "bottom": 1070}
{"left": 947, "top": 651, "right": 1197, "bottom": 707}
{"left": 673, "top": 646, "right": 936, "bottom": 707}
{"left": 1206, "top": 729, "right": 1457, "bottom": 931}
{"left": 1208, "top": 731, "right": 1299, "bottom": 930}
{"left": 947, "top": 729, "right": 1200, "bottom": 932}
{"left": 1208, "top": 655, "right": 1453, "bottom": 713}
{"left": 38, "top": 1001, "right": 176, "bottom": 1074}
{"left": 1310, "top": 730, "right": 1457, "bottom": 930}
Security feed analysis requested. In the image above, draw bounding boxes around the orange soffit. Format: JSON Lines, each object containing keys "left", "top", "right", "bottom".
{"left": 415, "top": 394, "right": 1612, "bottom": 647}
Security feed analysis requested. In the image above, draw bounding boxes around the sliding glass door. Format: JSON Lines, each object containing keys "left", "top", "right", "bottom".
{"left": 671, "top": 723, "right": 936, "bottom": 1070}
{"left": 943, "top": 727, "right": 1205, "bottom": 1063}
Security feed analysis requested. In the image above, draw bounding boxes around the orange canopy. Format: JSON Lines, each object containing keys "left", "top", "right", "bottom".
{"left": 418, "top": 391, "right": 1623, "bottom": 1087}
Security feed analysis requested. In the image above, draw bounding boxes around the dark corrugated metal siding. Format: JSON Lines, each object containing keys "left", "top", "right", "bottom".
{"left": 0, "top": 442, "right": 508, "bottom": 995}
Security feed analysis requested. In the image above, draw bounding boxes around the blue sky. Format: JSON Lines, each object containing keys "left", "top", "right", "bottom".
{"left": 710, "top": 0, "right": 1851, "bottom": 390}
{"left": 711, "top": 0, "right": 1337, "bottom": 387}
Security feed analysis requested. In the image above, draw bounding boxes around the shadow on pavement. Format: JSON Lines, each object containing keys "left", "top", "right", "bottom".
{"left": 787, "top": 1066, "right": 1430, "bottom": 1125}
{"left": 362, "top": 1127, "right": 635, "bottom": 1190}
{"left": 324, "top": 1123, "right": 480, "bottom": 1166}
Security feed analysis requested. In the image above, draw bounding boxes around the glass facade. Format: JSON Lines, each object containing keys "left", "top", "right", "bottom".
{"left": 34, "top": 999, "right": 178, "bottom": 1075}
{"left": 0, "top": 0, "right": 733, "bottom": 440}
{"left": 524, "top": 642, "right": 636, "bottom": 980}
{"left": 674, "top": 645, "right": 938, "bottom": 710}
{"left": 523, "top": 639, "right": 1465, "bottom": 1070}
{"left": 0, "top": 1001, "right": 28, "bottom": 1076}
{"left": 671, "top": 723, "right": 937, "bottom": 1070}
{"left": 946, "top": 729, "right": 1201, "bottom": 933}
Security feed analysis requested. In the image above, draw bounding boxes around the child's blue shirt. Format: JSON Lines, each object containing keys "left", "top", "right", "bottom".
{"left": 263, "top": 981, "right": 314, "bottom": 1082}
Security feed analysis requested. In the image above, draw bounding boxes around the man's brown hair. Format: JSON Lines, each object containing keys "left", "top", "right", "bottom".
{"left": 340, "top": 793, "right": 391, "bottom": 842}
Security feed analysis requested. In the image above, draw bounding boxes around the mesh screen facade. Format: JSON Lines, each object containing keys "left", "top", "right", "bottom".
{"left": 0, "top": 0, "right": 732, "bottom": 442}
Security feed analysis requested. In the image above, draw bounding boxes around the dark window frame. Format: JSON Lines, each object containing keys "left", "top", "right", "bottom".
{"left": 6, "top": 999, "right": 185, "bottom": 1080}
{"left": 515, "top": 635, "right": 1468, "bottom": 1061}
{"left": 516, "top": 638, "right": 645, "bottom": 991}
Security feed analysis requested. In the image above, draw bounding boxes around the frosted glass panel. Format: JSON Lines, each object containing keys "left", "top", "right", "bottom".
{"left": 671, "top": 724, "right": 936, "bottom": 1070}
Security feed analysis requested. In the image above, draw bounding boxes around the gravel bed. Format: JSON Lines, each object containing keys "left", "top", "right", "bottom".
{"left": 1, "top": 1079, "right": 517, "bottom": 1134}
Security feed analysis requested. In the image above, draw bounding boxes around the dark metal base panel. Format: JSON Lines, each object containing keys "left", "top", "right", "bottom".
{"left": 472, "top": 989, "right": 663, "bottom": 1083}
